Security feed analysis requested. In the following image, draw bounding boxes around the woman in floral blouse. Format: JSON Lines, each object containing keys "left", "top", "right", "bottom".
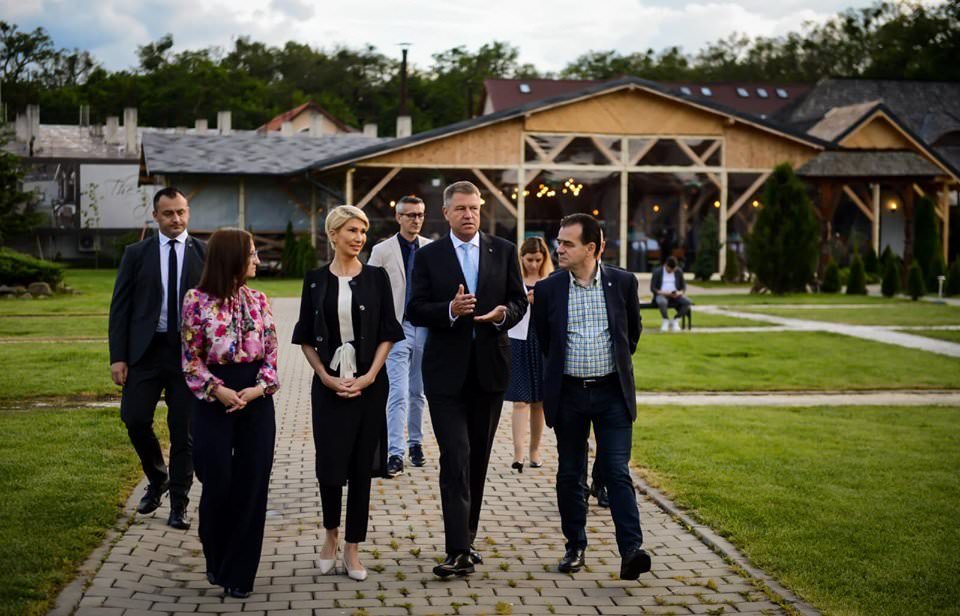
{"left": 181, "top": 228, "right": 279, "bottom": 599}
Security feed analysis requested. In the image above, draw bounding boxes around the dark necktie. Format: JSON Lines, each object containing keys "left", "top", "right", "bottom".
{"left": 403, "top": 240, "right": 417, "bottom": 316}
{"left": 167, "top": 239, "right": 179, "bottom": 344}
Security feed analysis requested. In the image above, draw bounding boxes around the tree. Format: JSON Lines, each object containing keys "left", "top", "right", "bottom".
{"left": 946, "top": 259, "right": 960, "bottom": 297}
{"left": 745, "top": 163, "right": 819, "bottom": 294}
{"left": 881, "top": 257, "right": 900, "bottom": 297}
{"left": 913, "top": 196, "right": 940, "bottom": 279}
{"left": 722, "top": 248, "right": 741, "bottom": 283}
{"left": 281, "top": 221, "right": 298, "bottom": 277}
{"left": 0, "top": 144, "right": 42, "bottom": 245}
{"left": 0, "top": 21, "right": 55, "bottom": 83}
{"left": 907, "top": 260, "right": 926, "bottom": 300}
{"left": 864, "top": 246, "right": 880, "bottom": 276}
{"left": 691, "top": 212, "right": 719, "bottom": 281}
{"left": 821, "top": 259, "right": 841, "bottom": 293}
{"left": 928, "top": 253, "right": 946, "bottom": 295}
{"left": 846, "top": 253, "right": 867, "bottom": 294}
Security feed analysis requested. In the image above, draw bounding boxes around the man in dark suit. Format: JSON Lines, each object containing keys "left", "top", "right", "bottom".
{"left": 109, "top": 187, "right": 206, "bottom": 530}
{"left": 407, "top": 180, "right": 527, "bottom": 578}
{"left": 532, "top": 213, "right": 651, "bottom": 581}
{"left": 650, "top": 256, "right": 690, "bottom": 332}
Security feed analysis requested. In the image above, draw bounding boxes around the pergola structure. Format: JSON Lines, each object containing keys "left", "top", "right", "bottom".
{"left": 305, "top": 78, "right": 956, "bottom": 271}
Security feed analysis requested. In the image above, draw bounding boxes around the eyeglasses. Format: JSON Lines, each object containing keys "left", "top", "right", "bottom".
{"left": 399, "top": 213, "right": 425, "bottom": 219}
{"left": 249, "top": 250, "right": 259, "bottom": 257}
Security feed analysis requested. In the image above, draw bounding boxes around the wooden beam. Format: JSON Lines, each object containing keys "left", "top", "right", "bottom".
{"left": 184, "top": 180, "right": 208, "bottom": 202}
{"left": 675, "top": 139, "right": 704, "bottom": 166}
{"left": 355, "top": 167, "right": 400, "bottom": 209}
{"left": 726, "top": 171, "right": 770, "bottom": 219}
{"left": 545, "top": 135, "right": 574, "bottom": 162}
{"left": 913, "top": 183, "right": 926, "bottom": 198}
{"left": 700, "top": 140, "right": 721, "bottom": 164}
{"left": 238, "top": 178, "right": 245, "bottom": 229}
{"left": 309, "top": 186, "right": 318, "bottom": 248}
{"left": 842, "top": 184, "right": 875, "bottom": 221}
{"left": 344, "top": 168, "right": 354, "bottom": 205}
{"left": 524, "top": 135, "right": 549, "bottom": 162}
{"left": 719, "top": 172, "right": 728, "bottom": 274}
{"left": 590, "top": 136, "right": 619, "bottom": 165}
{"left": 629, "top": 138, "right": 657, "bottom": 165}
{"left": 619, "top": 137, "right": 628, "bottom": 269}
{"left": 871, "top": 183, "right": 880, "bottom": 254}
{"left": 472, "top": 168, "right": 518, "bottom": 218}
{"left": 941, "top": 185, "right": 950, "bottom": 262}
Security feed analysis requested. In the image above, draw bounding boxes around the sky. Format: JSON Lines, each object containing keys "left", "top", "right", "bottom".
{"left": 0, "top": 0, "right": 940, "bottom": 73}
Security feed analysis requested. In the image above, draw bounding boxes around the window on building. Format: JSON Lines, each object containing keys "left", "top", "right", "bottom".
{"left": 776, "top": 88, "right": 789, "bottom": 98}
{"left": 756, "top": 88, "right": 769, "bottom": 98}
{"left": 680, "top": 86, "right": 692, "bottom": 96}
{"left": 736, "top": 87, "right": 749, "bottom": 97}
{"left": 700, "top": 87, "right": 713, "bottom": 96}
{"left": 519, "top": 83, "right": 531, "bottom": 94}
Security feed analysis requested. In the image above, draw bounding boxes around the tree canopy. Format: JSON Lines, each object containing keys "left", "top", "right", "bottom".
{"left": 1, "top": 1, "right": 956, "bottom": 132}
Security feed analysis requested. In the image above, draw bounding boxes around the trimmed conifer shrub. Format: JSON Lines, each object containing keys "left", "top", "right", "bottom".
{"left": 692, "top": 212, "right": 719, "bottom": 281}
{"left": 928, "top": 254, "right": 946, "bottom": 294}
{"left": 907, "top": 260, "right": 926, "bottom": 300}
{"left": 821, "top": 259, "right": 841, "bottom": 293}
{"left": 946, "top": 259, "right": 960, "bottom": 297}
{"left": 846, "top": 254, "right": 867, "bottom": 294}
{"left": 722, "top": 248, "right": 741, "bottom": 282}
{"left": 913, "top": 196, "right": 940, "bottom": 279}
{"left": 863, "top": 246, "right": 879, "bottom": 275}
{"left": 881, "top": 257, "right": 900, "bottom": 297}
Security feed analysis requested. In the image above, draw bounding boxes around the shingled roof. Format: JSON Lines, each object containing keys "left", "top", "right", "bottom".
{"left": 141, "top": 132, "right": 385, "bottom": 176}
{"left": 796, "top": 150, "right": 944, "bottom": 178}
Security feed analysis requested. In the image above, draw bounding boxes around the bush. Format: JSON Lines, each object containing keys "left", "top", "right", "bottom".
{"left": 0, "top": 248, "right": 64, "bottom": 287}
{"left": 294, "top": 236, "right": 316, "bottom": 277}
{"left": 907, "top": 261, "right": 926, "bottom": 300}
{"left": 821, "top": 259, "right": 841, "bottom": 293}
{"left": 880, "top": 245, "right": 897, "bottom": 272}
{"left": 928, "top": 254, "right": 946, "bottom": 294}
{"left": 281, "top": 221, "right": 298, "bottom": 277}
{"left": 864, "top": 246, "right": 880, "bottom": 275}
{"left": 722, "top": 248, "right": 741, "bottom": 282}
{"left": 692, "top": 212, "right": 719, "bottom": 281}
{"left": 881, "top": 258, "right": 901, "bottom": 297}
{"left": 745, "top": 163, "right": 819, "bottom": 294}
{"left": 846, "top": 254, "right": 867, "bottom": 294}
{"left": 913, "top": 196, "right": 940, "bottom": 279}
{"left": 946, "top": 259, "right": 960, "bottom": 297}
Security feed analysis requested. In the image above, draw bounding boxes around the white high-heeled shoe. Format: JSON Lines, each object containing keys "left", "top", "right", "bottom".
{"left": 318, "top": 543, "right": 338, "bottom": 575}
{"left": 343, "top": 557, "right": 367, "bottom": 581}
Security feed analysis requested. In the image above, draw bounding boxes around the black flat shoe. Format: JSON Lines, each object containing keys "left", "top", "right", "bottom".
{"left": 167, "top": 506, "right": 191, "bottom": 530}
{"left": 433, "top": 553, "right": 474, "bottom": 578}
{"left": 620, "top": 548, "right": 652, "bottom": 580}
{"left": 529, "top": 459, "right": 543, "bottom": 468}
{"left": 511, "top": 461, "right": 524, "bottom": 473}
{"left": 205, "top": 571, "right": 218, "bottom": 585}
{"left": 137, "top": 480, "right": 169, "bottom": 515}
{"left": 468, "top": 547, "right": 483, "bottom": 565}
{"left": 225, "top": 588, "right": 251, "bottom": 599}
{"left": 558, "top": 547, "right": 585, "bottom": 573}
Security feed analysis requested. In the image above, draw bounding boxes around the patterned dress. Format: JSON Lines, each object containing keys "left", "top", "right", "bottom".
{"left": 505, "top": 283, "right": 543, "bottom": 403}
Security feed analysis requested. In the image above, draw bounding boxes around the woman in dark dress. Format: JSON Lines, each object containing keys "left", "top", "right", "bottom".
{"left": 505, "top": 237, "right": 553, "bottom": 472}
{"left": 292, "top": 205, "right": 403, "bottom": 581}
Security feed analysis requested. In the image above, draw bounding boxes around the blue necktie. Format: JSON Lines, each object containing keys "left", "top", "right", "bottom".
{"left": 460, "top": 243, "right": 477, "bottom": 294}
{"left": 403, "top": 241, "right": 416, "bottom": 313}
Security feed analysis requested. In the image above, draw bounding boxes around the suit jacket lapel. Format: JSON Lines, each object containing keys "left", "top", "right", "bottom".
{"left": 388, "top": 233, "right": 404, "bottom": 271}
{"left": 180, "top": 237, "right": 202, "bottom": 302}
{"left": 146, "top": 235, "right": 162, "bottom": 297}
{"left": 476, "top": 232, "right": 494, "bottom": 297}
{"left": 558, "top": 272, "right": 570, "bottom": 359}
{"left": 600, "top": 265, "right": 620, "bottom": 335}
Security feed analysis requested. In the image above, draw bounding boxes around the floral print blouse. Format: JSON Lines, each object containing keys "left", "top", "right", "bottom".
{"left": 181, "top": 285, "right": 280, "bottom": 401}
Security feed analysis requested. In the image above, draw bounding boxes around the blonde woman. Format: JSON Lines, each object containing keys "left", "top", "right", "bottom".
{"left": 291, "top": 206, "right": 404, "bottom": 581}
{"left": 505, "top": 236, "right": 554, "bottom": 471}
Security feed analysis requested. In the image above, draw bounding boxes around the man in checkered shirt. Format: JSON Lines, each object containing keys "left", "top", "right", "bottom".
{"left": 531, "top": 213, "right": 651, "bottom": 581}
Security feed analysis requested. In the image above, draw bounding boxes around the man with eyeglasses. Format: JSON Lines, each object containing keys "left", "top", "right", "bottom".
{"left": 368, "top": 195, "right": 432, "bottom": 477}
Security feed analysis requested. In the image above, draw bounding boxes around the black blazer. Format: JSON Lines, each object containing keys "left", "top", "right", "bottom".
{"left": 291, "top": 264, "right": 403, "bottom": 370}
{"left": 650, "top": 266, "right": 686, "bottom": 295}
{"left": 406, "top": 232, "right": 527, "bottom": 397}
{"left": 532, "top": 265, "right": 642, "bottom": 428}
{"left": 109, "top": 234, "right": 206, "bottom": 365}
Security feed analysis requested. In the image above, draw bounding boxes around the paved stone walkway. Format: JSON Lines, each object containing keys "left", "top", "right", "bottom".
{"left": 68, "top": 298, "right": 808, "bottom": 616}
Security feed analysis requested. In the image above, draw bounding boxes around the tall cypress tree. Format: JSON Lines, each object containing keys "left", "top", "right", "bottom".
{"left": 913, "top": 196, "right": 940, "bottom": 279}
{"left": 745, "top": 163, "right": 819, "bottom": 294}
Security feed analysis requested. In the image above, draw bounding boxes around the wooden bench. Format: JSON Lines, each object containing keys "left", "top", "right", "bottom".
{"left": 639, "top": 299, "right": 693, "bottom": 330}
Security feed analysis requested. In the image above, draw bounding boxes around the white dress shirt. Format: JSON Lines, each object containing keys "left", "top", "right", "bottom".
{"left": 660, "top": 267, "right": 677, "bottom": 294}
{"left": 157, "top": 230, "right": 189, "bottom": 333}
{"left": 450, "top": 232, "right": 481, "bottom": 288}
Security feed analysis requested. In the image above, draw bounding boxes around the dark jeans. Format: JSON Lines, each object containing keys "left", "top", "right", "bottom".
{"left": 193, "top": 362, "right": 276, "bottom": 593}
{"left": 120, "top": 333, "right": 194, "bottom": 507}
{"left": 655, "top": 294, "right": 692, "bottom": 319}
{"left": 554, "top": 376, "right": 643, "bottom": 557}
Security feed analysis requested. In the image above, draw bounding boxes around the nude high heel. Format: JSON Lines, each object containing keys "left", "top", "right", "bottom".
{"left": 318, "top": 542, "right": 338, "bottom": 575}
{"left": 343, "top": 557, "right": 368, "bottom": 581}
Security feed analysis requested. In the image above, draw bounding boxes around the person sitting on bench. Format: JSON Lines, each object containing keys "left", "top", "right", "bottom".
{"left": 651, "top": 257, "right": 691, "bottom": 332}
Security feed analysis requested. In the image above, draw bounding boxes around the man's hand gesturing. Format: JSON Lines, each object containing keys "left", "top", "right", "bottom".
{"left": 450, "top": 284, "right": 477, "bottom": 317}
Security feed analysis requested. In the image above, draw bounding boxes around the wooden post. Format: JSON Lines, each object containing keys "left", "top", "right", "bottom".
{"left": 871, "top": 183, "right": 880, "bottom": 254}
{"left": 941, "top": 185, "right": 950, "bottom": 262}
{"left": 517, "top": 166, "right": 526, "bottom": 245}
{"left": 902, "top": 182, "right": 915, "bottom": 264}
{"left": 309, "top": 185, "right": 318, "bottom": 248}
{"left": 345, "top": 168, "right": 355, "bottom": 205}
{"left": 238, "top": 177, "right": 246, "bottom": 229}
{"left": 619, "top": 137, "right": 628, "bottom": 268}
{"left": 719, "top": 171, "right": 728, "bottom": 276}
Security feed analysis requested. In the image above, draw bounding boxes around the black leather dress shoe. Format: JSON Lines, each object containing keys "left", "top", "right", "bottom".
{"left": 225, "top": 588, "right": 251, "bottom": 599}
{"left": 409, "top": 444, "right": 426, "bottom": 467}
{"left": 206, "top": 570, "right": 218, "bottom": 585}
{"left": 620, "top": 548, "right": 652, "bottom": 580}
{"left": 433, "top": 553, "right": 475, "bottom": 578}
{"left": 468, "top": 547, "right": 483, "bottom": 565}
{"left": 558, "top": 547, "right": 585, "bottom": 573}
{"left": 595, "top": 484, "right": 610, "bottom": 508}
{"left": 137, "top": 481, "right": 169, "bottom": 515}
{"left": 167, "top": 506, "right": 191, "bottom": 530}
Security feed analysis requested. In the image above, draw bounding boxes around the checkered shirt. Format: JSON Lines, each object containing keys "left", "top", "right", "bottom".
{"left": 564, "top": 266, "right": 615, "bottom": 377}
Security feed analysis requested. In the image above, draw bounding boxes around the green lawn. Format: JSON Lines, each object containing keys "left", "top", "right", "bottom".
{"left": 632, "top": 331, "right": 960, "bottom": 391}
{"left": 0, "top": 406, "right": 150, "bottom": 616}
{"left": 632, "top": 405, "right": 960, "bottom": 616}
{"left": 0, "top": 342, "right": 114, "bottom": 402}
{"left": 696, "top": 293, "right": 897, "bottom": 306}
{"left": 900, "top": 329, "right": 960, "bottom": 344}
{"left": 642, "top": 310, "right": 774, "bottom": 328}
{"left": 0, "top": 315, "right": 107, "bottom": 339}
{"left": 247, "top": 276, "right": 306, "bottom": 298}
{"left": 732, "top": 303, "right": 960, "bottom": 327}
